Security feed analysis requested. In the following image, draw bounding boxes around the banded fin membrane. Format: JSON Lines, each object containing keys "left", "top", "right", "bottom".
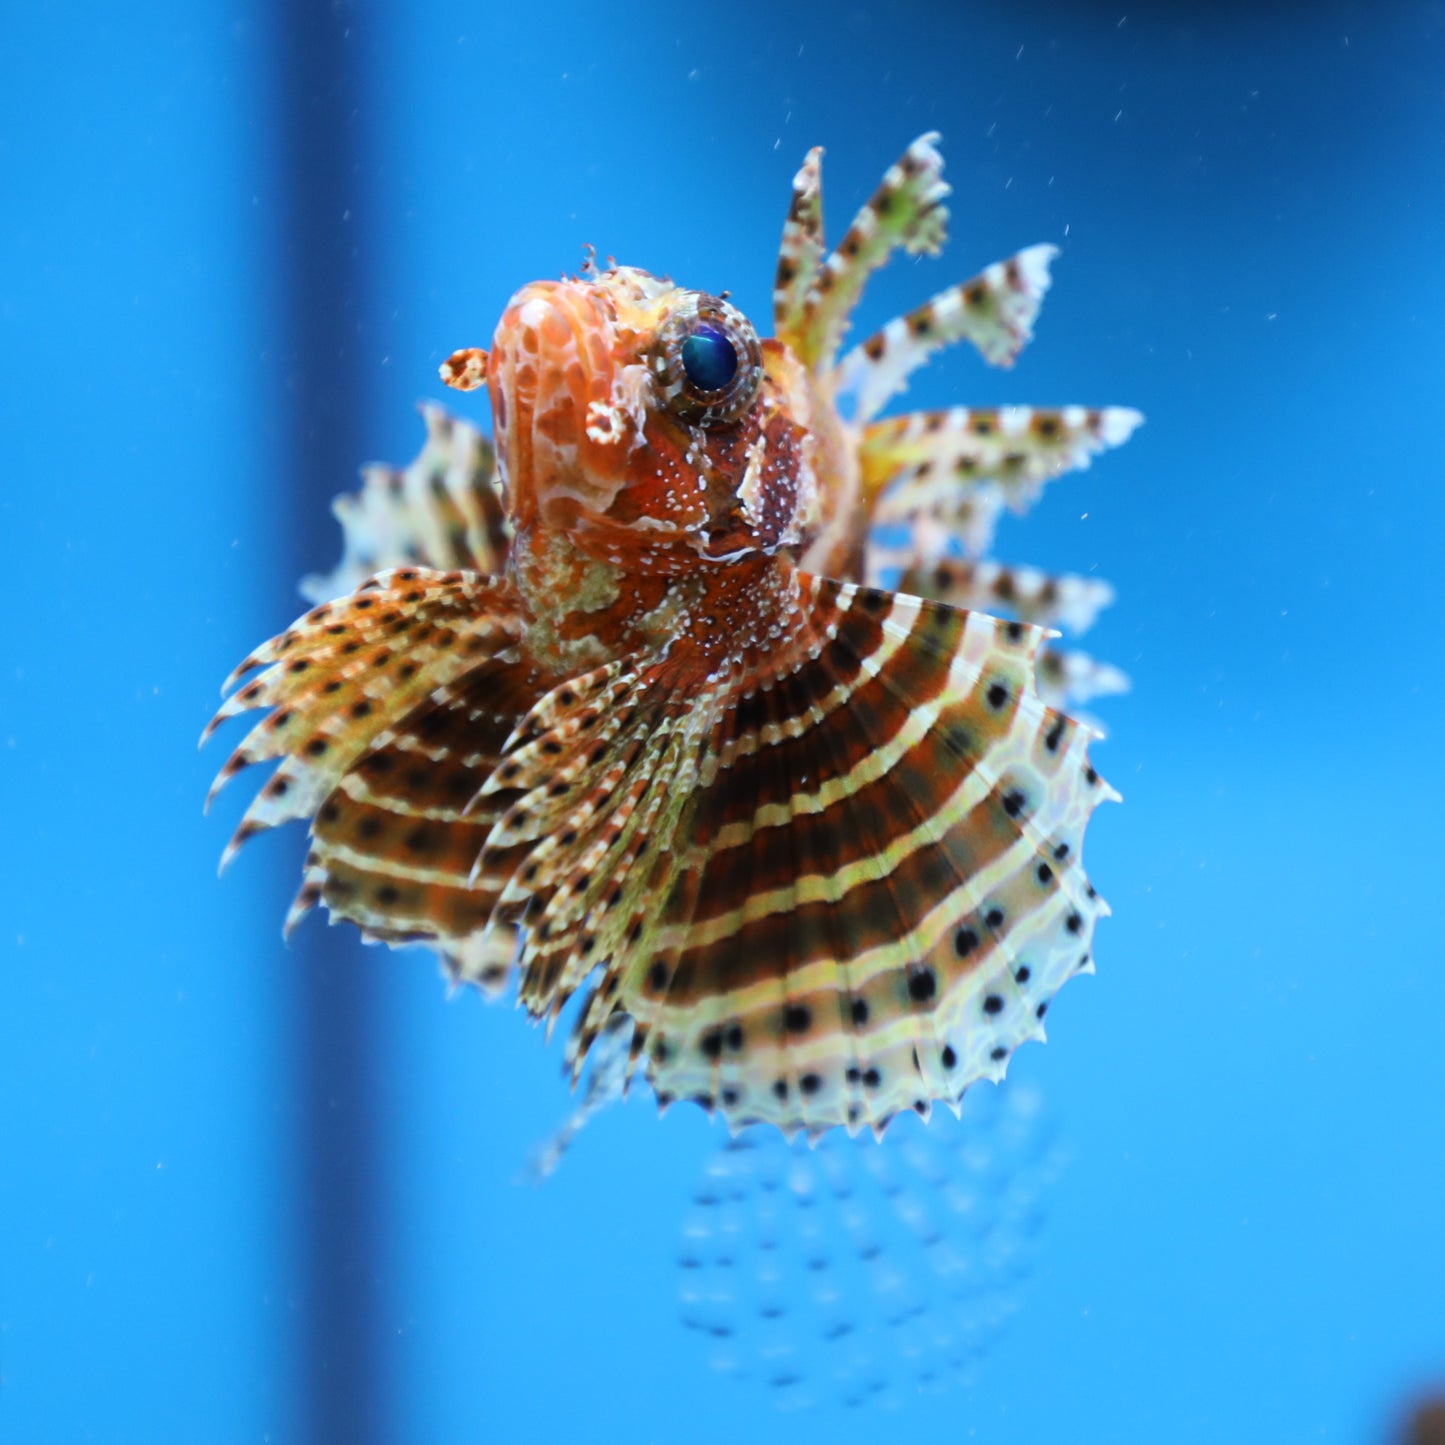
{"left": 530, "top": 574, "right": 1118, "bottom": 1140}
{"left": 202, "top": 567, "right": 534, "bottom": 956}
{"left": 678, "top": 1082, "right": 1066, "bottom": 1412}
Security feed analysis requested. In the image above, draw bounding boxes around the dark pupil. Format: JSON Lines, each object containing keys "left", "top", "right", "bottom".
{"left": 680, "top": 322, "right": 738, "bottom": 393}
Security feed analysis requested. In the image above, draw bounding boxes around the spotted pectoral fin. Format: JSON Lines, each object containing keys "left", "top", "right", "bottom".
{"left": 556, "top": 577, "right": 1115, "bottom": 1140}
{"left": 204, "top": 567, "right": 533, "bottom": 947}
{"left": 300, "top": 403, "right": 510, "bottom": 605}
{"left": 835, "top": 247, "right": 1059, "bottom": 424}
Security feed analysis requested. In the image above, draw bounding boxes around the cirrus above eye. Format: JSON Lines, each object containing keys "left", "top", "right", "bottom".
{"left": 681, "top": 322, "right": 739, "bottom": 393}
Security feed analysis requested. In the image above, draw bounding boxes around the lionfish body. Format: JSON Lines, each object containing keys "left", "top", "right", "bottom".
{"left": 207, "top": 136, "right": 1139, "bottom": 1140}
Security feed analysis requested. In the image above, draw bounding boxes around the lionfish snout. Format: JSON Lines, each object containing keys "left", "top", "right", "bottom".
{"left": 474, "top": 267, "right": 780, "bottom": 574}
{"left": 469, "top": 278, "right": 633, "bottom": 534}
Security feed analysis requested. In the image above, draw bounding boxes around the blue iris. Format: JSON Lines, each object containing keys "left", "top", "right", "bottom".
{"left": 680, "top": 321, "right": 738, "bottom": 393}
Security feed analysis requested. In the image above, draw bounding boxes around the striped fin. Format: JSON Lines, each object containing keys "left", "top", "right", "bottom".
{"left": 836, "top": 247, "right": 1057, "bottom": 423}
{"left": 899, "top": 559, "right": 1116, "bottom": 636}
{"left": 772, "top": 146, "right": 825, "bottom": 352}
{"left": 512, "top": 574, "right": 1115, "bottom": 1140}
{"left": 203, "top": 568, "right": 533, "bottom": 950}
{"left": 860, "top": 405, "right": 1143, "bottom": 517}
{"left": 284, "top": 650, "right": 543, "bottom": 950}
{"left": 474, "top": 656, "right": 714, "bottom": 1036}
{"left": 300, "top": 403, "right": 509, "bottom": 604}
{"left": 795, "top": 133, "right": 950, "bottom": 371}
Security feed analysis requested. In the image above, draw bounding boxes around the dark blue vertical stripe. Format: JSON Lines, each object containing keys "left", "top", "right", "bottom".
{"left": 269, "top": 6, "right": 390, "bottom": 1443}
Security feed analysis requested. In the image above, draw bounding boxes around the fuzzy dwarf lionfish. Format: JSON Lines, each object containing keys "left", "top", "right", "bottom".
{"left": 205, "top": 134, "right": 1138, "bottom": 1145}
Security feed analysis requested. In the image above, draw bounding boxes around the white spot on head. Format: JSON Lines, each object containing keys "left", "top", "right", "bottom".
{"left": 585, "top": 400, "right": 627, "bottom": 445}
{"left": 518, "top": 297, "right": 554, "bottom": 331}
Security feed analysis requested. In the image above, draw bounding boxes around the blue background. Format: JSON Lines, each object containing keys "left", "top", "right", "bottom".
{"left": 3, "top": 2, "right": 1442, "bottom": 1441}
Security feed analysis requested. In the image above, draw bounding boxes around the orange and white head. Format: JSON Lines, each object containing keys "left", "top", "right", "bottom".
{"left": 442, "top": 264, "right": 832, "bottom": 579}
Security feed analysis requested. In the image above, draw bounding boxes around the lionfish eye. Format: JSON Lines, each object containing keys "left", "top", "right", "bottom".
{"left": 656, "top": 294, "right": 762, "bottom": 425}
{"left": 681, "top": 322, "right": 738, "bottom": 392}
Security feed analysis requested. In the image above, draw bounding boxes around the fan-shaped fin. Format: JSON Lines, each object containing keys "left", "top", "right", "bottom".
{"left": 300, "top": 403, "right": 510, "bottom": 604}
{"left": 648, "top": 594, "right": 1110, "bottom": 1137}
{"left": 203, "top": 568, "right": 537, "bottom": 949}
{"left": 836, "top": 248, "right": 1059, "bottom": 424}
{"left": 794, "top": 133, "right": 950, "bottom": 371}
{"left": 507, "top": 573, "right": 1115, "bottom": 1138}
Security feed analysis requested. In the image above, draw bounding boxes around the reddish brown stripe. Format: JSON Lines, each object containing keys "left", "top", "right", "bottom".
{"left": 351, "top": 745, "right": 496, "bottom": 813}
{"left": 661, "top": 774, "right": 1028, "bottom": 1000}
{"left": 678, "top": 688, "right": 996, "bottom": 928}
{"left": 315, "top": 791, "right": 490, "bottom": 883}
{"left": 317, "top": 855, "right": 498, "bottom": 940}
{"left": 723, "top": 621, "right": 855, "bottom": 742}
{"left": 689, "top": 602, "right": 957, "bottom": 843}
{"left": 348, "top": 660, "right": 536, "bottom": 813}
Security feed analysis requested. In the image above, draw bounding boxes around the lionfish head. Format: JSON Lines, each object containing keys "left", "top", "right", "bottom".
{"left": 448, "top": 266, "right": 826, "bottom": 575}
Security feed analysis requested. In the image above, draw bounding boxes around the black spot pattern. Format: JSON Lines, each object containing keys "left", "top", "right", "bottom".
{"left": 784, "top": 1004, "right": 812, "bottom": 1034}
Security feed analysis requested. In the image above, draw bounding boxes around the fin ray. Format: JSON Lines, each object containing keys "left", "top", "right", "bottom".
{"left": 797, "top": 133, "right": 951, "bottom": 370}
{"left": 837, "top": 246, "right": 1058, "bottom": 423}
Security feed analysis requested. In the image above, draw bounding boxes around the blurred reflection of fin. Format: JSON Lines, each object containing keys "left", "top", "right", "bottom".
{"left": 678, "top": 1082, "right": 1067, "bottom": 1410}
{"left": 524, "top": 1012, "right": 634, "bottom": 1183}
